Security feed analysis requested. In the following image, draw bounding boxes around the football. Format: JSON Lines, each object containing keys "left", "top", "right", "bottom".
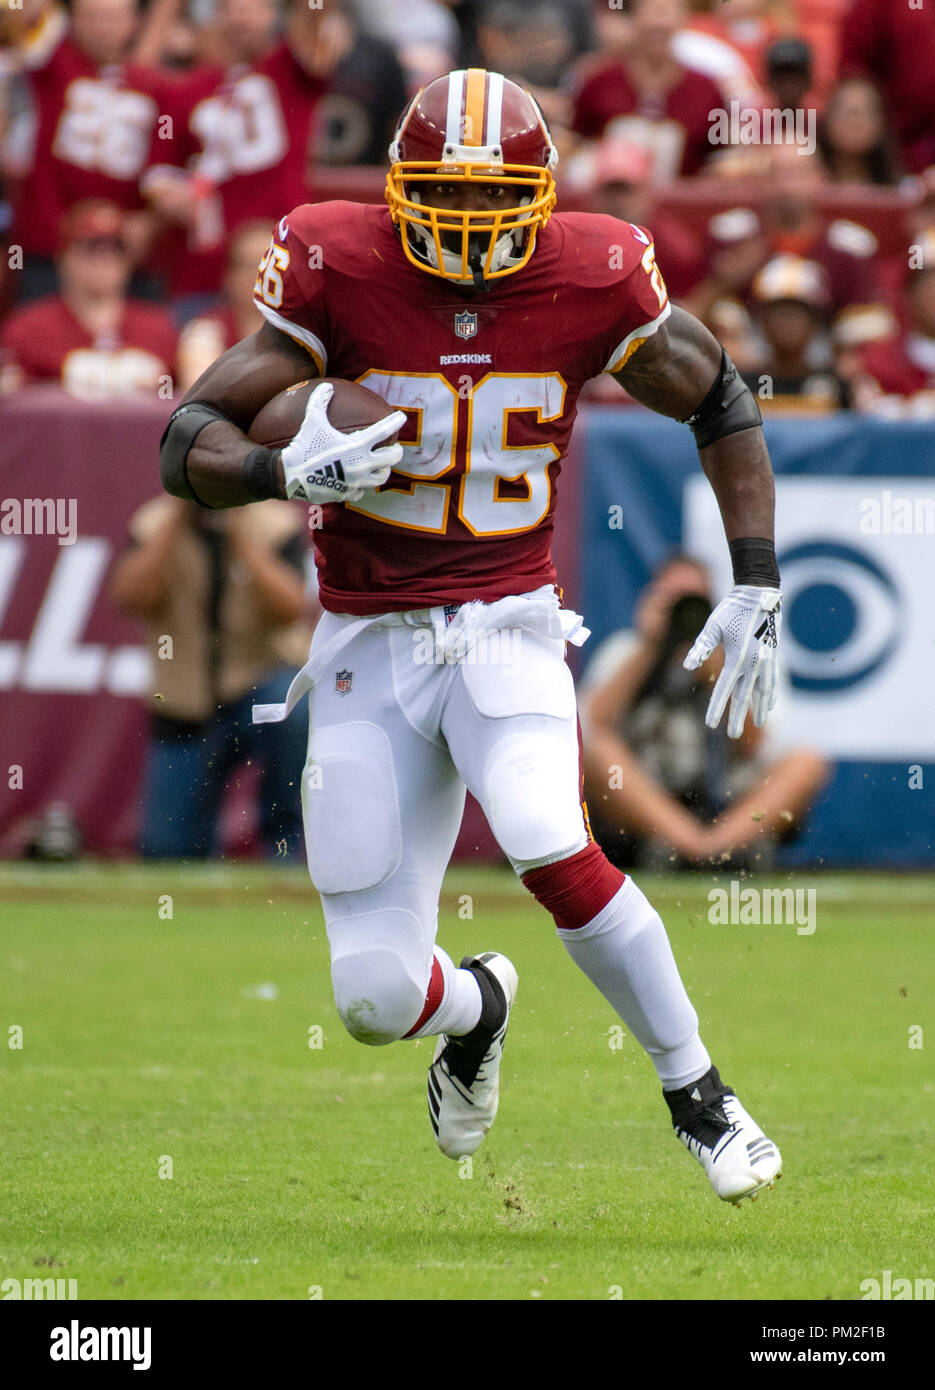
{"left": 247, "top": 376, "right": 400, "bottom": 452}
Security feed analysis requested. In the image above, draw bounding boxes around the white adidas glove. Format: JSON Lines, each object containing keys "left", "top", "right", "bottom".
{"left": 683, "top": 585, "right": 782, "bottom": 739}
{"left": 279, "top": 381, "right": 406, "bottom": 503}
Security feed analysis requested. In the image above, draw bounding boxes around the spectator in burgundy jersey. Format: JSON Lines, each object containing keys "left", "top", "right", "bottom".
{"left": 0, "top": 199, "right": 176, "bottom": 396}
{"left": 176, "top": 220, "right": 276, "bottom": 394}
{"left": 1, "top": 0, "right": 181, "bottom": 304}
{"left": 741, "top": 254, "right": 850, "bottom": 413}
{"left": 839, "top": 0, "right": 935, "bottom": 175}
{"left": 853, "top": 230, "right": 935, "bottom": 417}
{"left": 762, "top": 144, "right": 881, "bottom": 314}
{"left": 816, "top": 78, "right": 900, "bottom": 186}
{"left": 142, "top": 0, "right": 326, "bottom": 315}
{"left": 571, "top": 0, "right": 728, "bottom": 180}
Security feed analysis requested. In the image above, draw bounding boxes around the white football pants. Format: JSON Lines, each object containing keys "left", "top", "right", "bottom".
{"left": 297, "top": 588, "right": 591, "bottom": 1044}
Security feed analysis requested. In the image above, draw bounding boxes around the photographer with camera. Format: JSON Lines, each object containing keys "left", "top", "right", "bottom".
{"left": 580, "top": 554, "right": 829, "bottom": 870}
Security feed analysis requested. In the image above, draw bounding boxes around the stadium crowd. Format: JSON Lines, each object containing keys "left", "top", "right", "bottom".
{"left": 0, "top": 0, "right": 934, "bottom": 415}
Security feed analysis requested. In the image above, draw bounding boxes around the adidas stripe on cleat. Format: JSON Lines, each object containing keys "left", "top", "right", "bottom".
{"left": 665, "top": 1066, "right": 782, "bottom": 1204}
{"left": 427, "top": 952, "right": 518, "bottom": 1159}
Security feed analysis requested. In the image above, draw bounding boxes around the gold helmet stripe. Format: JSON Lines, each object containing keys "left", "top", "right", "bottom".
{"left": 463, "top": 68, "right": 487, "bottom": 147}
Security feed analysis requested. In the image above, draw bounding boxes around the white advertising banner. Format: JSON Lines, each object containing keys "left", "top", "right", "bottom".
{"left": 683, "top": 476, "right": 935, "bottom": 759}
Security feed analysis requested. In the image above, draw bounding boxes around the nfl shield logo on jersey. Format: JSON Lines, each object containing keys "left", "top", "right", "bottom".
{"left": 335, "top": 669, "right": 353, "bottom": 696}
{"left": 454, "top": 311, "right": 478, "bottom": 340}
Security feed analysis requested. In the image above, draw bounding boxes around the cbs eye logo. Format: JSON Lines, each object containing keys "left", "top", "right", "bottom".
{"left": 778, "top": 542, "right": 901, "bottom": 693}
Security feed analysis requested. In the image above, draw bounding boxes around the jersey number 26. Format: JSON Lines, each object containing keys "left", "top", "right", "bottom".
{"left": 347, "top": 371, "right": 566, "bottom": 539}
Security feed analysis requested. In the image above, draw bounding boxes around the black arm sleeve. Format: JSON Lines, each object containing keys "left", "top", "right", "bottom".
{"left": 684, "top": 348, "right": 762, "bottom": 449}
{"left": 159, "top": 401, "right": 235, "bottom": 504}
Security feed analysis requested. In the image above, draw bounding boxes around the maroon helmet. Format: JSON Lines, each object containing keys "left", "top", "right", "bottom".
{"left": 386, "top": 68, "right": 558, "bottom": 287}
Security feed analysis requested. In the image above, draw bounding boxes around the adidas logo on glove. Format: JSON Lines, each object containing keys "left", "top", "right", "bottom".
{"left": 305, "top": 461, "right": 347, "bottom": 491}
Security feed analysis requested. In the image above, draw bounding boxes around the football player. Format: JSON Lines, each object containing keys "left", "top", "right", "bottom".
{"left": 159, "top": 70, "right": 783, "bottom": 1204}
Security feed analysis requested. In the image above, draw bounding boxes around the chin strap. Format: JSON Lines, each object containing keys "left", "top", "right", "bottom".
{"left": 468, "top": 245, "right": 489, "bottom": 293}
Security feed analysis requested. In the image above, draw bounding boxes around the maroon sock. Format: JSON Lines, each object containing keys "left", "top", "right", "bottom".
{"left": 522, "top": 842, "right": 625, "bottom": 931}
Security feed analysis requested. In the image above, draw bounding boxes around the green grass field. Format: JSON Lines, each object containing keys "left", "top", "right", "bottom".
{"left": 1, "top": 863, "right": 932, "bottom": 1301}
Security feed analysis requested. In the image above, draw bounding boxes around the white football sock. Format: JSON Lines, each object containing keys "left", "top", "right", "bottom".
{"left": 557, "top": 876, "right": 711, "bottom": 1088}
{"left": 407, "top": 945, "right": 483, "bottom": 1039}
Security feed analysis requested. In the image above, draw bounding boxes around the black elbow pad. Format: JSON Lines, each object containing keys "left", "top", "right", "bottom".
{"left": 684, "top": 349, "right": 761, "bottom": 450}
{"left": 159, "top": 401, "right": 233, "bottom": 504}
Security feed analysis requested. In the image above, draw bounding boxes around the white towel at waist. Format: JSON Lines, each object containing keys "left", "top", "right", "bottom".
{"left": 252, "top": 586, "right": 590, "bottom": 726}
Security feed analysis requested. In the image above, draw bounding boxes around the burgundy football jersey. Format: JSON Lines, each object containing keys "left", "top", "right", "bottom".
{"left": 144, "top": 44, "right": 324, "bottom": 296}
{"left": 0, "top": 295, "right": 177, "bottom": 395}
{"left": 253, "top": 201, "right": 671, "bottom": 615}
{"left": 15, "top": 33, "right": 169, "bottom": 257}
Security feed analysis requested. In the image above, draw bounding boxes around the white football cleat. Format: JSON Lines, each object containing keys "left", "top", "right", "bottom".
{"left": 666, "top": 1067, "right": 782, "bottom": 1204}
{"left": 427, "top": 952, "right": 518, "bottom": 1159}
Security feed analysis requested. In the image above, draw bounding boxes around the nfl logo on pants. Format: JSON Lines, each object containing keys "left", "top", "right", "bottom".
{"left": 335, "top": 669, "right": 353, "bottom": 696}
{"left": 454, "top": 311, "right": 478, "bottom": 340}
